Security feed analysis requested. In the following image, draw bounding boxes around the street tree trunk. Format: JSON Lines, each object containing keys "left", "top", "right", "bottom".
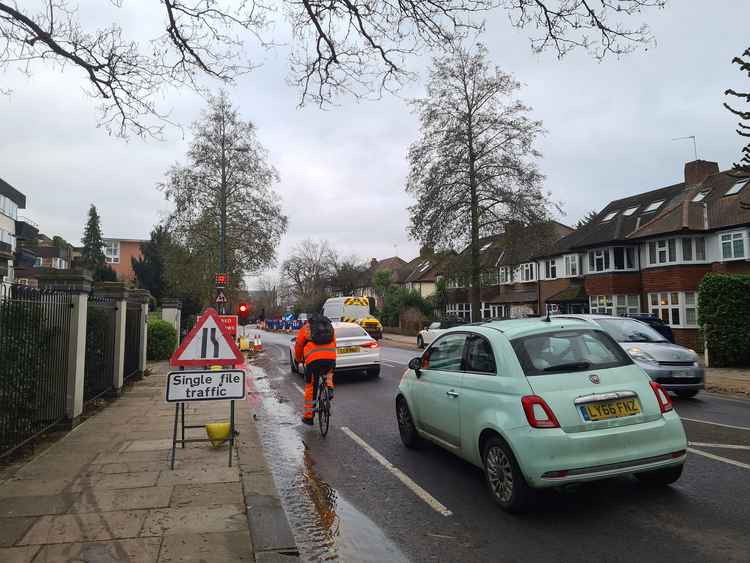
{"left": 468, "top": 123, "right": 481, "bottom": 322}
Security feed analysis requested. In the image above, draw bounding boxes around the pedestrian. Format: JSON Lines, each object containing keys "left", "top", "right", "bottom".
{"left": 294, "top": 313, "right": 336, "bottom": 425}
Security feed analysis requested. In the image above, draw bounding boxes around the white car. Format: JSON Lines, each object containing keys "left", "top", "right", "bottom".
{"left": 289, "top": 322, "right": 381, "bottom": 377}
{"left": 417, "top": 318, "right": 464, "bottom": 348}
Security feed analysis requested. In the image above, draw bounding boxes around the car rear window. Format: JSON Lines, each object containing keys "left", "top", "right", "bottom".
{"left": 335, "top": 325, "right": 369, "bottom": 338}
{"left": 511, "top": 329, "right": 632, "bottom": 376}
{"left": 595, "top": 318, "right": 667, "bottom": 343}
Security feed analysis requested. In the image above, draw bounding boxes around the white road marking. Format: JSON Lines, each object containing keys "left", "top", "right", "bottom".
{"left": 688, "top": 442, "right": 750, "bottom": 451}
{"left": 688, "top": 448, "right": 750, "bottom": 470}
{"left": 381, "top": 361, "right": 399, "bottom": 368}
{"left": 681, "top": 417, "right": 750, "bottom": 432}
{"left": 340, "top": 426, "right": 452, "bottom": 517}
{"left": 293, "top": 383, "right": 305, "bottom": 395}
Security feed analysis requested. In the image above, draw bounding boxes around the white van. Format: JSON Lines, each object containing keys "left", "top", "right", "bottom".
{"left": 322, "top": 297, "right": 383, "bottom": 339}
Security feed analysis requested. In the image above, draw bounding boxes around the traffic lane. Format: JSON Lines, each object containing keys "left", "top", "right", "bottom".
{"left": 266, "top": 351, "right": 750, "bottom": 562}
{"left": 674, "top": 393, "right": 750, "bottom": 429}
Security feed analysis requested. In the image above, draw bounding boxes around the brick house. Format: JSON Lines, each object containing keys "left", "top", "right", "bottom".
{"left": 536, "top": 159, "right": 750, "bottom": 350}
{"left": 103, "top": 238, "right": 146, "bottom": 281}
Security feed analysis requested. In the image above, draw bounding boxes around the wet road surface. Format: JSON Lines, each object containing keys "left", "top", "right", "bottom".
{"left": 248, "top": 331, "right": 750, "bottom": 562}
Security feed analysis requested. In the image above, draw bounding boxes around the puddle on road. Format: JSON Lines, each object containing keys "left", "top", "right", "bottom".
{"left": 246, "top": 364, "right": 408, "bottom": 562}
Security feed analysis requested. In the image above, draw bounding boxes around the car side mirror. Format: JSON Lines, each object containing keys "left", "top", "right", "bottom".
{"left": 408, "top": 357, "right": 422, "bottom": 377}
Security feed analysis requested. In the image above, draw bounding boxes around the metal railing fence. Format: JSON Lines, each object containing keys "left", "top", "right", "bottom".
{"left": 124, "top": 303, "right": 142, "bottom": 381}
{"left": 84, "top": 294, "right": 116, "bottom": 402}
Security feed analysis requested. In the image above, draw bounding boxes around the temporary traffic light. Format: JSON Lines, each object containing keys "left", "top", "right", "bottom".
{"left": 237, "top": 302, "right": 250, "bottom": 325}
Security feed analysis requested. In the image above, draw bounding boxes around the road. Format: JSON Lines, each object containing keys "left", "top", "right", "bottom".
{"left": 246, "top": 330, "right": 750, "bottom": 562}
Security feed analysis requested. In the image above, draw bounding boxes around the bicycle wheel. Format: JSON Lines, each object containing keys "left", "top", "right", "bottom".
{"left": 318, "top": 386, "right": 330, "bottom": 437}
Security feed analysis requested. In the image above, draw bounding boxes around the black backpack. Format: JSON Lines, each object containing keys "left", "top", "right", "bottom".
{"left": 309, "top": 314, "right": 334, "bottom": 345}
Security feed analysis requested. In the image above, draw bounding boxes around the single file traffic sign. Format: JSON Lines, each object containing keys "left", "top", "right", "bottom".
{"left": 166, "top": 369, "right": 245, "bottom": 402}
{"left": 170, "top": 307, "right": 244, "bottom": 367}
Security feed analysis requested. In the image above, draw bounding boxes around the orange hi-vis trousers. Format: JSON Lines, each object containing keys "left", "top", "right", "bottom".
{"left": 303, "top": 359, "right": 335, "bottom": 421}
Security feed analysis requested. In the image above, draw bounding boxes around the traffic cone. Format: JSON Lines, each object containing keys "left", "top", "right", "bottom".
{"left": 255, "top": 334, "right": 263, "bottom": 352}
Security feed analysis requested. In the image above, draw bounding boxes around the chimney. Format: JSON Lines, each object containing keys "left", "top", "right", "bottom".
{"left": 684, "top": 160, "right": 719, "bottom": 186}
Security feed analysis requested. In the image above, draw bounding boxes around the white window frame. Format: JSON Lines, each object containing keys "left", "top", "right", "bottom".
{"left": 589, "top": 294, "right": 640, "bottom": 316}
{"left": 692, "top": 191, "right": 709, "bottom": 203}
{"left": 544, "top": 259, "right": 557, "bottom": 279}
{"left": 564, "top": 254, "right": 579, "bottom": 277}
{"left": 587, "top": 247, "right": 638, "bottom": 273}
{"left": 720, "top": 231, "right": 746, "bottom": 261}
{"left": 643, "top": 200, "right": 664, "bottom": 213}
{"left": 646, "top": 236, "right": 707, "bottom": 267}
{"left": 648, "top": 291, "right": 698, "bottom": 328}
{"left": 104, "top": 240, "right": 120, "bottom": 264}
{"left": 446, "top": 303, "right": 471, "bottom": 320}
{"left": 623, "top": 206, "right": 639, "bottom": 216}
{"left": 601, "top": 211, "right": 618, "bottom": 222}
{"left": 725, "top": 179, "right": 749, "bottom": 197}
{"left": 520, "top": 263, "right": 535, "bottom": 282}
{"left": 499, "top": 267, "right": 512, "bottom": 284}
{"left": 481, "top": 270, "right": 499, "bottom": 286}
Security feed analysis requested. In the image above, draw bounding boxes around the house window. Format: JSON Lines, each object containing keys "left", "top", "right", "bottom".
{"left": 721, "top": 232, "right": 746, "bottom": 260}
{"left": 482, "top": 303, "right": 507, "bottom": 319}
{"left": 602, "top": 211, "right": 618, "bottom": 222}
{"left": 643, "top": 200, "right": 664, "bottom": 213}
{"left": 446, "top": 303, "right": 471, "bottom": 320}
{"left": 682, "top": 238, "right": 693, "bottom": 261}
{"left": 33, "top": 256, "right": 43, "bottom": 267}
{"left": 589, "top": 294, "right": 640, "bottom": 316}
{"left": 589, "top": 249, "right": 610, "bottom": 272}
{"left": 692, "top": 191, "right": 710, "bottom": 202}
{"left": 649, "top": 292, "right": 698, "bottom": 328}
{"left": 520, "top": 263, "right": 535, "bottom": 282}
{"left": 545, "top": 260, "right": 557, "bottom": 279}
{"left": 725, "top": 179, "right": 749, "bottom": 197}
{"left": 564, "top": 255, "right": 579, "bottom": 277}
{"left": 0, "top": 195, "right": 18, "bottom": 220}
{"left": 623, "top": 206, "right": 639, "bottom": 216}
{"left": 481, "top": 270, "right": 498, "bottom": 286}
{"left": 695, "top": 237, "right": 706, "bottom": 260}
{"left": 612, "top": 247, "right": 636, "bottom": 270}
{"left": 104, "top": 240, "right": 120, "bottom": 264}
{"left": 499, "top": 267, "right": 511, "bottom": 284}
{"left": 648, "top": 236, "right": 707, "bottom": 265}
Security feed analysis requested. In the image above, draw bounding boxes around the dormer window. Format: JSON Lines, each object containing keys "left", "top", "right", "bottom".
{"left": 601, "top": 211, "right": 618, "bottom": 222}
{"left": 692, "top": 190, "right": 710, "bottom": 202}
{"left": 642, "top": 200, "right": 664, "bottom": 213}
{"left": 623, "top": 206, "right": 639, "bottom": 216}
{"left": 480, "top": 242, "right": 492, "bottom": 252}
{"left": 725, "top": 178, "right": 749, "bottom": 197}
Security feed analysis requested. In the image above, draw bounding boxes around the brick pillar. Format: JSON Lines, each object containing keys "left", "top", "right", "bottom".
{"left": 128, "top": 289, "right": 151, "bottom": 375}
{"left": 37, "top": 270, "right": 93, "bottom": 427}
{"left": 94, "top": 282, "right": 130, "bottom": 394}
{"left": 161, "top": 298, "right": 183, "bottom": 346}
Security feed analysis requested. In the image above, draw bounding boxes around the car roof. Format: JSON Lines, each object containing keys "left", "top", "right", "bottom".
{"left": 447, "top": 317, "right": 596, "bottom": 339}
{"left": 332, "top": 321, "right": 366, "bottom": 329}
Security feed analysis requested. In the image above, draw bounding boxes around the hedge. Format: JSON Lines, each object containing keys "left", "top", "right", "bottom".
{"left": 698, "top": 273, "right": 750, "bottom": 367}
{"left": 148, "top": 320, "right": 177, "bottom": 361}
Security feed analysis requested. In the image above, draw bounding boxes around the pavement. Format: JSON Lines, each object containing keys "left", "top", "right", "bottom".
{"left": 252, "top": 330, "right": 750, "bottom": 563}
{"left": 0, "top": 361, "right": 298, "bottom": 563}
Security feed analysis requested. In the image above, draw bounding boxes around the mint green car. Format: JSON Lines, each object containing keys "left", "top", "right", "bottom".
{"left": 395, "top": 318, "right": 687, "bottom": 512}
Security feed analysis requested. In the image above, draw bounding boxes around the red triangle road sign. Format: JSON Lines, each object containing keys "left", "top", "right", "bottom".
{"left": 170, "top": 307, "right": 244, "bottom": 367}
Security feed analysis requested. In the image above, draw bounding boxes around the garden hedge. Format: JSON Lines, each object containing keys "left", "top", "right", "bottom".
{"left": 148, "top": 319, "right": 177, "bottom": 361}
{"left": 698, "top": 273, "right": 750, "bottom": 367}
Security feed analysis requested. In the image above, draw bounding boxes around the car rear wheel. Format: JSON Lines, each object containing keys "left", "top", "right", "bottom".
{"left": 367, "top": 366, "right": 381, "bottom": 378}
{"left": 635, "top": 464, "right": 683, "bottom": 486}
{"left": 675, "top": 390, "right": 699, "bottom": 399}
{"left": 482, "top": 436, "right": 533, "bottom": 513}
{"left": 396, "top": 397, "right": 421, "bottom": 448}
{"left": 417, "top": 335, "right": 424, "bottom": 349}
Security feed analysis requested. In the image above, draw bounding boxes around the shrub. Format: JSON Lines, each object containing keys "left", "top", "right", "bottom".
{"left": 698, "top": 273, "right": 750, "bottom": 367}
{"left": 148, "top": 320, "right": 177, "bottom": 361}
{"left": 381, "top": 287, "right": 433, "bottom": 327}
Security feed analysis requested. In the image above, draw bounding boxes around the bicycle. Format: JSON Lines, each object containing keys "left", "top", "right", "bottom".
{"left": 312, "top": 369, "right": 332, "bottom": 437}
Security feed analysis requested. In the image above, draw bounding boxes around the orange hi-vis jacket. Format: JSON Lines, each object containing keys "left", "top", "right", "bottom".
{"left": 294, "top": 323, "right": 336, "bottom": 366}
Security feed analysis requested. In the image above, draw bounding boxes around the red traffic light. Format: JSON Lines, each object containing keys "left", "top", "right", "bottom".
{"left": 239, "top": 304, "right": 248, "bottom": 313}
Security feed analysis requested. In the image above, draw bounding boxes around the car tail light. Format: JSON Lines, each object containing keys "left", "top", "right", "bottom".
{"left": 521, "top": 396, "right": 560, "bottom": 429}
{"left": 361, "top": 341, "right": 379, "bottom": 349}
{"left": 650, "top": 381, "right": 673, "bottom": 413}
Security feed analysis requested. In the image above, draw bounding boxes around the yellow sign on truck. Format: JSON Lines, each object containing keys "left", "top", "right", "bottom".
{"left": 322, "top": 297, "right": 383, "bottom": 340}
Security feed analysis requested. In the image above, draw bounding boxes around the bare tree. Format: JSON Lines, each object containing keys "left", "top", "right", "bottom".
{"left": 332, "top": 256, "right": 367, "bottom": 295}
{"left": 406, "top": 42, "right": 551, "bottom": 322}
{"left": 162, "top": 91, "right": 287, "bottom": 287}
{"left": 281, "top": 239, "right": 337, "bottom": 311}
{"left": 0, "top": 0, "right": 664, "bottom": 136}
{"left": 725, "top": 47, "right": 750, "bottom": 178}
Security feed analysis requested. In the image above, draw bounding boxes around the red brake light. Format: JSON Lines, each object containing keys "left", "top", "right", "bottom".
{"left": 650, "top": 381, "right": 673, "bottom": 413}
{"left": 521, "top": 395, "right": 560, "bottom": 429}
{"left": 361, "top": 341, "right": 379, "bottom": 349}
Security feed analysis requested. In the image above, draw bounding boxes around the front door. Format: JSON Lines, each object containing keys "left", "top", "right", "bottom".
{"left": 413, "top": 333, "right": 467, "bottom": 450}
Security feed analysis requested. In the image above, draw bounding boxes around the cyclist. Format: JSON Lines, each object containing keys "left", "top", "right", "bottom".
{"left": 294, "top": 313, "right": 336, "bottom": 426}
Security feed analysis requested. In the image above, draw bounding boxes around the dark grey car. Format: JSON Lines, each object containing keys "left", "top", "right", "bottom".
{"left": 558, "top": 315, "right": 704, "bottom": 398}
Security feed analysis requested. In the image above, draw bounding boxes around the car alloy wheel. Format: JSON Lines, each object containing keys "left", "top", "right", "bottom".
{"left": 396, "top": 397, "right": 420, "bottom": 448}
{"left": 485, "top": 445, "right": 514, "bottom": 504}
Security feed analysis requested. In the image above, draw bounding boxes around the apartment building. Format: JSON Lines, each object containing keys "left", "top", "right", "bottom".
{"left": 0, "top": 178, "right": 25, "bottom": 283}
{"left": 103, "top": 237, "right": 146, "bottom": 281}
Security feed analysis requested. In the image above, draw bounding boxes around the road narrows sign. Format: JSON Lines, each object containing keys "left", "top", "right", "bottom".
{"left": 215, "top": 289, "right": 228, "bottom": 304}
{"left": 170, "top": 307, "right": 244, "bottom": 367}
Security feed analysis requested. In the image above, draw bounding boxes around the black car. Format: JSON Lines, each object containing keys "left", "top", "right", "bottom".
{"left": 624, "top": 313, "right": 675, "bottom": 343}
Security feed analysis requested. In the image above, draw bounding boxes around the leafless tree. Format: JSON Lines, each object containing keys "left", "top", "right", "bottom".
{"left": 161, "top": 91, "right": 287, "bottom": 283}
{"left": 725, "top": 47, "right": 750, "bottom": 179}
{"left": 0, "top": 0, "right": 664, "bottom": 136}
{"left": 281, "top": 238, "right": 337, "bottom": 311}
{"left": 406, "top": 42, "right": 552, "bottom": 321}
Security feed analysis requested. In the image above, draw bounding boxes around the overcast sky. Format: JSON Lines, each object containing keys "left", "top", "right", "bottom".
{"left": 1, "top": 1, "right": 747, "bottom": 288}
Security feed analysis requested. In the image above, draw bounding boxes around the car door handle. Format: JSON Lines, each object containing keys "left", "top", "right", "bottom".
{"left": 446, "top": 390, "right": 459, "bottom": 398}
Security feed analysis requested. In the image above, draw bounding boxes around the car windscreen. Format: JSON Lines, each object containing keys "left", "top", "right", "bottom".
{"left": 595, "top": 318, "right": 667, "bottom": 343}
{"left": 335, "top": 326, "right": 369, "bottom": 338}
{"left": 511, "top": 329, "right": 632, "bottom": 376}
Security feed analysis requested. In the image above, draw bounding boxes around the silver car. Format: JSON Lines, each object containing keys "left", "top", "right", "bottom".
{"left": 289, "top": 322, "right": 381, "bottom": 377}
{"left": 558, "top": 315, "right": 704, "bottom": 398}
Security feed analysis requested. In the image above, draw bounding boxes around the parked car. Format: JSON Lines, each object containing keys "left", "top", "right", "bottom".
{"left": 417, "top": 318, "right": 464, "bottom": 348}
{"left": 289, "top": 322, "right": 381, "bottom": 377}
{"left": 558, "top": 315, "right": 703, "bottom": 398}
{"left": 624, "top": 313, "right": 675, "bottom": 343}
{"left": 396, "top": 318, "right": 687, "bottom": 512}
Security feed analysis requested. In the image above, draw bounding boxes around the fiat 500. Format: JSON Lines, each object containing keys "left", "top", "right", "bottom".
{"left": 395, "top": 318, "right": 687, "bottom": 512}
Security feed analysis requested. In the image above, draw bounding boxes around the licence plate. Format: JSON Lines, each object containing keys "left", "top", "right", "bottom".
{"left": 338, "top": 346, "right": 360, "bottom": 354}
{"left": 584, "top": 398, "right": 641, "bottom": 421}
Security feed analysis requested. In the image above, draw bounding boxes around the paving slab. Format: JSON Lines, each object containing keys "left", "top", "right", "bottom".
{"left": 245, "top": 496, "right": 296, "bottom": 553}
{"left": 255, "top": 551, "right": 301, "bottom": 563}
{"left": 169, "top": 483, "right": 243, "bottom": 508}
{"left": 93, "top": 461, "right": 176, "bottom": 474}
{"left": 156, "top": 467, "right": 240, "bottom": 486}
{"left": 0, "top": 479, "right": 71, "bottom": 498}
{"left": 69, "top": 486, "right": 174, "bottom": 513}
{"left": 157, "top": 531, "right": 254, "bottom": 562}
{"left": 242, "top": 471, "right": 279, "bottom": 498}
{"left": 19, "top": 510, "right": 148, "bottom": 545}
{"left": 0, "top": 493, "right": 77, "bottom": 517}
{"left": 0, "top": 517, "right": 37, "bottom": 547}
{"left": 141, "top": 505, "right": 247, "bottom": 536}
{"left": 0, "top": 545, "right": 41, "bottom": 563}
{"left": 32, "top": 537, "right": 162, "bottom": 562}
{"left": 122, "top": 439, "right": 174, "bottom": 452}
